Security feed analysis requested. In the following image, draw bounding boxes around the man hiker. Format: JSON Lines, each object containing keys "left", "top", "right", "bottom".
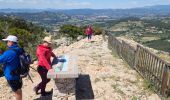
{"left": 0, "top": 35, "right": 24, "bottom": 100}
{"left": 34, "top": 36, "right": 57, "bottom": 96}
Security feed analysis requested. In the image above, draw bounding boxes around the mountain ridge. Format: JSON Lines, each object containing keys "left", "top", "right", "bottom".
{"left": 0, "top": 5, "right": 170, "bottom": 15}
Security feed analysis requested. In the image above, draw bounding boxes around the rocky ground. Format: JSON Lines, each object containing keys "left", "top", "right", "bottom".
{"left": 0, "top": 35, "right": 161, "bottom": 100}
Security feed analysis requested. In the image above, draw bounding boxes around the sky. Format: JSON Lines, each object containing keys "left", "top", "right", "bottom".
{"left": 0, "top": 0, "right": 170, "bottom": 9}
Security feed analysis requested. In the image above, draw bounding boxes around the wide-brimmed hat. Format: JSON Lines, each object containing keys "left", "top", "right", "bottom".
{"left": 2, "top": 35, "right": 18, "bottom": 42}
{"left": 43, "top": 36, "right": 52, "bottom": 44}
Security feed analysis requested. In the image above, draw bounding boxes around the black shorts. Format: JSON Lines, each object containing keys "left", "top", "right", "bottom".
{"left": 7, "top": 79, "right": 22, "bottom": 92}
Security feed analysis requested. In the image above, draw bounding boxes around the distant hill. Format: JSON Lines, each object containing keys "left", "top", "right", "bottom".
{"left": 1, "top": 5, "right": 170, "bottom": 17}
{"left": 0, "top": 9, "right": 44, "bottom": 13}
{"left": 58, "top": 5, "right": 170, "bottom": 17}
{"left": 0, "top": 11, "right": 70, "bottom": 26}
{"left": 1, "top": 5, "right": 170, "bottom": 27}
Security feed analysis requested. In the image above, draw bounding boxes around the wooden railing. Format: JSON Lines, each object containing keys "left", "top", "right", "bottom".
{"left": 108, "top": 33, "right": 170, "bottom": 97}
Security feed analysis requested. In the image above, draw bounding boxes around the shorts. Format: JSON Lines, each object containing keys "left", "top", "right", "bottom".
{"left": 7, "top": 79, "right": 22, "bottom": 92}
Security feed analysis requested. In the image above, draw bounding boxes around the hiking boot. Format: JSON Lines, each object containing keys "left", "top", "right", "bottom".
{"left": 41, "top": 91, "right": 52, "bottom": 96}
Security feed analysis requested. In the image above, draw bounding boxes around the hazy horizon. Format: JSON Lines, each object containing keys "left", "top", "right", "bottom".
{"left": 0, "top": 0, "right": 170, "bottom": 9}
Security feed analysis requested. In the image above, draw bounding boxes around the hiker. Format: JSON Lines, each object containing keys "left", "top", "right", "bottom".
{"left": 34, "top": 36, "right": 57, "bottom": 96}
{"left": 85, "top": 25, "right": 93, "bottom": 41}
{"left": 0, "top": 35, "right": 24, "bottom": 100}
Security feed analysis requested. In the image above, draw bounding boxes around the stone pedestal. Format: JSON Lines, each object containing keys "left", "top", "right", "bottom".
{"left": 52, "top": 78, "right": 76, "bottom": 100}
{"left": 47, "top": 55, "right": 78, "bottom": 100}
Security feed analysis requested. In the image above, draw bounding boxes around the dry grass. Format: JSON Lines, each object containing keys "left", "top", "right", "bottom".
{"left": 141, "top": 37, "right": 160, "bottom": 42}
{"left": 158, "top": 54, "right": 170, "bottom": 63}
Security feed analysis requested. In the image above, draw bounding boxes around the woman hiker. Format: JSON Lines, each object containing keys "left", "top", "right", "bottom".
{"left": 34, "top": 36, "right": 57, "bottom": 96}
{"left": 85, "top": 25, "right": 93, "bottom": 41}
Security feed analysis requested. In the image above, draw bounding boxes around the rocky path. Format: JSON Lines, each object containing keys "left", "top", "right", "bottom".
{"left": 0, "top": 35, "right": 160, "bottom": 100}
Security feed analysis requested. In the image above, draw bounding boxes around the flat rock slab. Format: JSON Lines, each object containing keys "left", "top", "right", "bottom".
{"left": 47, "top": 55, "right": 79, "bottom": 79}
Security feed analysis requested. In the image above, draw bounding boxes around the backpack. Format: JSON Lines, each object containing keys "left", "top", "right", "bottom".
{"left": 11, "top": 49, "right": 32, "bottom": 78}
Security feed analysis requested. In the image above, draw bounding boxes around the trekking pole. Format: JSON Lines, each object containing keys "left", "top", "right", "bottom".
{"left": 27, "top": 73, "right": 34, "bottom": 83}
{"left": 30, "top": 66, "right": 37, "bottom": 72}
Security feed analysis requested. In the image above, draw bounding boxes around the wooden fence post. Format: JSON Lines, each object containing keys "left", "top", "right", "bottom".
{"left": 161, "top": 65, "right": 170, "bottom": 97}
{"left": 134, "top": 45, "right": 139, "bottom": 70}
{"left": 108, "top": 33, "right": 112, "bottom": 50}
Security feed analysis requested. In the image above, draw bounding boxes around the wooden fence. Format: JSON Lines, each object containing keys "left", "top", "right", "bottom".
{"left": 108, "top": 33, "right": 170, "bottom": 97}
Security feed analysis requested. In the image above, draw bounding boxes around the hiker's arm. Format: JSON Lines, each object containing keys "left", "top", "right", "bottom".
{"left": 51, "top": 52, "right": 57, "bottom": 58}
{"left": 0, "top": 52, "right": 8, "bottom": 64}
{"left": 85, "top": 29, "right": 88, "bottom": 35}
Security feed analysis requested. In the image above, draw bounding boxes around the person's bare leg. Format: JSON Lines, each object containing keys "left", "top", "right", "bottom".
{"left": 14, "top": 89, "right": 22, "bottom": 100}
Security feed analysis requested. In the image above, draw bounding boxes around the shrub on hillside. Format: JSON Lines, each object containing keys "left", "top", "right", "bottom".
{"left": 9, "top": 28, "right": 31, "bottom": 47}
{"left": 59, "top": 25, "right": 104, "bottom": 40}
{"left": 59, "top": 25, "right": 85, "bottom": 39}
{"left": 0, "top": 41, "right": 7, "bottom": 52}
{"left": 0, "top": 16, "right": 45, "bottom": 60}
{"left": 93, "top": 26, "right": 103, "bottom": 35}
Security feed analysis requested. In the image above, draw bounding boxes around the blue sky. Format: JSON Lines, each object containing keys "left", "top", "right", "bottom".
{"left": 0, "top": 0, "right": 170, "bottom": 9}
